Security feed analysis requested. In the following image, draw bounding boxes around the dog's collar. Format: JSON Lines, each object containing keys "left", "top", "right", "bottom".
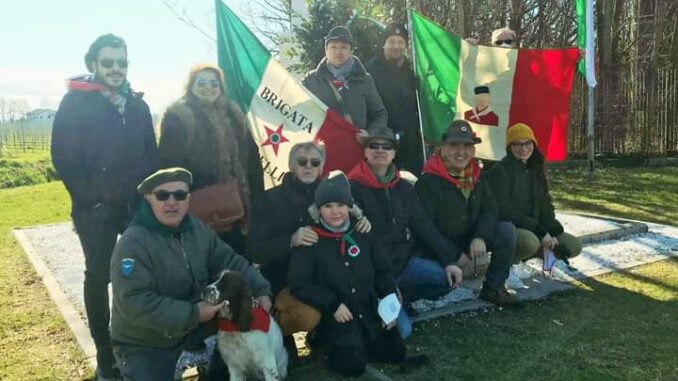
{"left": 218, "top": 306, "right": 271, "bottom": 333}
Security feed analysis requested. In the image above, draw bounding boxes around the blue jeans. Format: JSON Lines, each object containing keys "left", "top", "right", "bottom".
{"left": 395, "top": 257, "right": 452, "bottom": 339}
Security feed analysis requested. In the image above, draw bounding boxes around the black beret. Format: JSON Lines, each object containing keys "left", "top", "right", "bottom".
{"left": 137, "top": 167, "right": 193, "bottom": 194}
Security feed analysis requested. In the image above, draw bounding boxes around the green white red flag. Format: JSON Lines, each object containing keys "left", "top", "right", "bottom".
{"left": 411, "top": 11, "right": 580, "bottom": 161}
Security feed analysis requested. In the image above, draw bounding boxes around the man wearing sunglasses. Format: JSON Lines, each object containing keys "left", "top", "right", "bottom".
{"left": 51, "top": 33, "right": 157, "bottom": 381}
{"left": 248, "top": 142, "right": 370, "bottom": 356}
{"left": 110, "top": 167, "right": 271, "bottom": 381}
{"left": 348, "top": 126, "right": 463, "bottom": 339}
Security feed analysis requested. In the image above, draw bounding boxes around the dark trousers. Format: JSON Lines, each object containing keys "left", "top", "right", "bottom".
{"left": 328, "top": 328, "right": 406, "bottom": 377}
{"left": 114, "top": 321, "right": 218, "bottom": 381}
{"left": 72, "top": 204, "right": 129, "bottom": 376}
{"left": 485, "top": 221, "right": 516, "bottom": 290}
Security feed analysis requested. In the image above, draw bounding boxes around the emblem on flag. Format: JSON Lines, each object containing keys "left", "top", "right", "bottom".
{"left": 261, "top": 123, "right": 289, "bottom": 155}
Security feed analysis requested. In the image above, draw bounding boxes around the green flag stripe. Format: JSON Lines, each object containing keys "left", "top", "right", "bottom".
{"left": 411, "top": 11, "right": 462, "bottom": 141}
{"left": 575, "top": 0, "right": 586, "bottom": 76}
{"left": 215, "top": 0, "right": 271, "bottom": 113}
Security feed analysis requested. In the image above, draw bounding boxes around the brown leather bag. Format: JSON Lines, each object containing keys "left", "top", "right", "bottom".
{"left": 188, "top": 182, "right": 244, "bottom": 232}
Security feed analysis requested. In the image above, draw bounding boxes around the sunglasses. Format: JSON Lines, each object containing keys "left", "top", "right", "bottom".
{"left": 153, "top": 190, "right": 189, "bottom": 202}
{"left": 98, "top": 58, "right": 129, "bottom": 69}
{"left": 494, "top": 39, "right": 514, "bottom": 46}
{"left": 296, "top": 157, "right": 322, "bottom": 167}
{"left": 195, "top": 80, "right": 220, "bottom": 89}
{"left": 367, "top": 142, "right": 395, "bottom": 150}
{"left": 511, "top": 141, "right": 534, "bottom": 149}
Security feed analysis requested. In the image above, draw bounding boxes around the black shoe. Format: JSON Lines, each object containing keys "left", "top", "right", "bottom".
{"left": 479, "top": 285, "right": 517, "bottom": 306}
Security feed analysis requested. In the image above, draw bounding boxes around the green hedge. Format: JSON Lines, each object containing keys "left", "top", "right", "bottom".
{"left": 0, "top": 158, "right": 58, "bottom": 188}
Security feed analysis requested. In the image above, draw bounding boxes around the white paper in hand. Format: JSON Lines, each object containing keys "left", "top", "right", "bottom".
{"left": 543, "top": 248, "right": 557, "bottom": 272}
{"left": 378, "top": 293, "right": 401, "bottom": 325}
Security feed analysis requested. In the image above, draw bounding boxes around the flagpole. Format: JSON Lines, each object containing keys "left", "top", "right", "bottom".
{"left": 585, "top": 0, "right": 596, "bottom": 180}
{"left": 406, "top": 1, "right": 428, "bottom": 168}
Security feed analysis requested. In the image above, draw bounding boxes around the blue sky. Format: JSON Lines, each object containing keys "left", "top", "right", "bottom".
{"left": 0, "top": 0, "right": 264, "bottom": 114}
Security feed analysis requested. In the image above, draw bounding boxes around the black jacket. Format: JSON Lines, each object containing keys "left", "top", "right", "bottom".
{"left": 302, "top": 57, "right": 387, "bottom": 130}
{"left": 247, "top": 173, "right": 317, "bottom": 295}
{"left": 288, "top": 223, "right": 396, "bottom": 346}
{"left": 348, "top": 163, "right": 456, "bottom": 274}
{"left": 51, "top": 89, "right": 157, "bottom": 210}
{"left": 415, "top": 162, "right": 498, "bottom": 261}
{"left": 365, "top": 53, "right": 418, "bottom": 136}
{"left": 486, "top": 153, "right": 563, "bottom": 238}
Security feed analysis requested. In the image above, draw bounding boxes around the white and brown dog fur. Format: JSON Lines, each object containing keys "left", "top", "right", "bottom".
{"left": 202, "top": 270, "right": 288, "bottom": 381}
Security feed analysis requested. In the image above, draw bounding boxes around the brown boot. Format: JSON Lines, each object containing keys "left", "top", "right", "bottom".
{"left": 479, "top": 285, "right": 517, "bottom": 306}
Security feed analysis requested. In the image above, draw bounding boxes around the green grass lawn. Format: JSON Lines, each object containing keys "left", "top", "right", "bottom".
{"left": 0, "top": 167, "right": 677, "bottom": 380}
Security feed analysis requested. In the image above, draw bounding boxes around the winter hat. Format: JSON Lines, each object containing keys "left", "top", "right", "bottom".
{"left": 384, "top": 23, "right": 408, "bottom": 43}
{"left": 325, "top": 26, "right": 354, "bottom": 47}
{"left": 314, "top": 170, "right": 354, "bottom": 207}
{"left": 358, "top": 125, "right": 398, "bottom": 147}
{"left": 137, "top": 167, "right": 193, "bottom": 194}
{"left": 442, "top": 120, "right": 482, "bottom": 145}
{"left": 84, "top": 33, "right": 127, "bottom": 72}
{"left": 506, "top": 123, "right": 538, "bottom": 147}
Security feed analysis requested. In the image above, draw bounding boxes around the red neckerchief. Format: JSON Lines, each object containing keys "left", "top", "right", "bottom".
{"left": 217, "top": 306, "right": 270, "bottom": 333}
{"left": 311, "top": 226, "right": 358, "bottom": 256}
{"left": 67, "top": 76, "right": 108, "bottom": 92}
{"left": 347, "top": 161, "right": 400, "bottom": 189}
{"left": 422, "top": 154, "right": 481, "bottom": 190}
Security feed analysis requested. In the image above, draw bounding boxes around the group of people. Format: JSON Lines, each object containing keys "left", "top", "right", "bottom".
{"left": 50, "top": 24, "right": 581, "bottom": 381}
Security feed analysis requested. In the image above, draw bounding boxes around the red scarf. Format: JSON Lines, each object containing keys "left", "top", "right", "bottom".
{"left": 217, "top": 306, "right": 270, "bottom": 333}
{"left": 422, "top": 154, "right": 481, "bottom": 190}
{"left": 347, "top": 161, "right": 400, "bottom": 189}
{"left": 312, "top": 226, "right": 358, "bottom": 256}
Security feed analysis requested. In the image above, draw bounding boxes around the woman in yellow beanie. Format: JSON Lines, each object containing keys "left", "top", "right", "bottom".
{"left": 487, "top": 123, "right": 581, "bottom": 278}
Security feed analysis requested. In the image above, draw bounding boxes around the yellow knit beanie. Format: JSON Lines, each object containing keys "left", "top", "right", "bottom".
{"left": 506, "top": 123, "right": 538, "bottom": 147}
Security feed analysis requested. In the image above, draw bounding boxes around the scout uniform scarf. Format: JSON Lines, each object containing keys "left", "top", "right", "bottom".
{"left": 67, "top": 74, "right": 130, "bottom": 115}
{"left": 312, "top": 225, "right": 360, "bottom": 257}
{"left": 217, "top": 306, "right": 271, "bottom": 333}
{"left": 422, "top": 154, "right": 481, "bottom": 199}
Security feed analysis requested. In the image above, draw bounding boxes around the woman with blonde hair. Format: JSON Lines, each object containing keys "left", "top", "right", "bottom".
{"left": 158, "top": 63, "right": 263, "bottom": 252}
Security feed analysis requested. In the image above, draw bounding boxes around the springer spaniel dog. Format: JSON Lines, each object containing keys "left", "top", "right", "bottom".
{"left": 202, "top": 270, "right": 288, "bottom": 381}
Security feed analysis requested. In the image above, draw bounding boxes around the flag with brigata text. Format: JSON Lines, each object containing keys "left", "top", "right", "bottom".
{"left": 216, "top": 0, "right": 363, "bottom": 188}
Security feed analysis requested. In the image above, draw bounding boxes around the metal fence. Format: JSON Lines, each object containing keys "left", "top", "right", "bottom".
{"left": 569, "top": 67, "right": 678, "bottom": 157}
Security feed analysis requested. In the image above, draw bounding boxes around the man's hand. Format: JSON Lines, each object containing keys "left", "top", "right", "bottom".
{"left": 465, "top": 37, "right": 479, "bottom": 46}
{"left": 197, "top": 301, "right": 226, "bottom": 322}
{"left": 355, "top": 216, "right": 372, "bottom": 234}
{"left": 468, "top": 238, "right": 487, "bottom": 259}
{"left": 291, "top": 226, "right": 318, "bottom": 247}
{"left": 383, "top": 319, "right": 397, "bottom": 330}
{"left": 254, "top": 295, "right": 273, "bottom": 312}
{"left": 444, "top": 265, "right": 463, "bottom": 288}
{"left": 355, "top": 129, "right": 369, "bottom": 143}
{"left": 542, "top": 233, "right": 558, "bottom": 250}
{"left": 334, "top": 303, "right": 353, "bottom": 323}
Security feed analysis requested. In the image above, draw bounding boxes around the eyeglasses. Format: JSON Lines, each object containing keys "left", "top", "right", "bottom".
{"left": 511, "top": 141, "right": 534, "bottom": 149}
{"left": 494, "top": 39, "right": 514, "bottom": 46}
{"left": 367, "top": 142, "right": 395, "bottom": 151}
{"left": 195, "top": 80, "right": 220, "bottom": 89}
{"left": 296, "top": 157, "right": 322, "bottom": 167}
{"left": 98, "top": 58, "right": 129, "bottom": 69}
{"left": 153, "top": 190, "right": 189, "bottom": 202}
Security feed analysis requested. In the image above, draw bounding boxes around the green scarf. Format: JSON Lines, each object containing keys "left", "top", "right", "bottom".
{"left": 130, "top": 201, "right": 194, "bottom": 237}
{"left": 376, "top": 164, "right": 397, "bottom": 185}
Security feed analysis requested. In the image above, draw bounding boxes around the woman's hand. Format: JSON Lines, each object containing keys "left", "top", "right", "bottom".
{"left": 334, "top": 303, "right": 353, "bottom": 323}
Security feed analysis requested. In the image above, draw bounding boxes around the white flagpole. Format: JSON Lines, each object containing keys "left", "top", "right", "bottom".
{"left": 406, "top": 2, "right": 428, "bottom": 168}
{"left": 585, "top": 0, "right": 596, "bottom": 179}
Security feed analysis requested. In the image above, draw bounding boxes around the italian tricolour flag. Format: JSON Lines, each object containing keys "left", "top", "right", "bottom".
{"left": 216, "top": 0, "right": 362, "bottom": 188}
{"left": 411, "top": 11, "right": 580, "bottom": 161}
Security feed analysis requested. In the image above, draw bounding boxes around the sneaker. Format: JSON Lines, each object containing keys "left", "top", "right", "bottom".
{"left": 479, "top": 285, "right": 517, "bottom": 306}
{"left": 505, "top": 265, "right": 528, "bottom": 290}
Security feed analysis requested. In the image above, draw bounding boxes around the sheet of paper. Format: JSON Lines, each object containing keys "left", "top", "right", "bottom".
{"left": 543, "top": 248, "right": 557, "bottom": 272}
{"left": 378, "top": 293, "right": 401, "bottom": 325}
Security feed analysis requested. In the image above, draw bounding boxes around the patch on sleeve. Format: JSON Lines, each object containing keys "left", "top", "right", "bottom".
{"left": 120, "top": 258, "right": 136, "bottom": 277}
